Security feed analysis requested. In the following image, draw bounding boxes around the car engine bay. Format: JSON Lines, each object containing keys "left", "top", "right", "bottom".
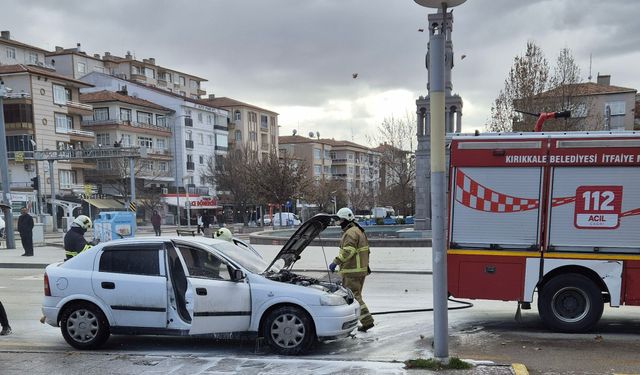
{"left": 264, "top": 269, "right": 355, "bottom": 304}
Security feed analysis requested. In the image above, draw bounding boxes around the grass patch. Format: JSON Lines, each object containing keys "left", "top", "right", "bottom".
{"left": 404, "top": 357, "right": 472, "bottom": 370}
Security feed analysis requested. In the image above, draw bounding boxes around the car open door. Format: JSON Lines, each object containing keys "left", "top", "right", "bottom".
{"left": 173, "top": 241, "right": 252, "bottom": 335}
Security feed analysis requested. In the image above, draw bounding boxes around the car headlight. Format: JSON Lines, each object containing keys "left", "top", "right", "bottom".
{"left": 320, "top": 294, "right": 346, "bottom": 306}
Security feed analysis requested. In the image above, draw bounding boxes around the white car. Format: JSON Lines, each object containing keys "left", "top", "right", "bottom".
{"left": 41, "top": 214, "right": 358, "bottom": 355}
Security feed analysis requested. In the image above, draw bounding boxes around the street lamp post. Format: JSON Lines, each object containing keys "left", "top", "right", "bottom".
{"left": 172, "top": 114, "right": 190, "bottom": 228}
{"left": 0, "top": 79, "right": 15, "bottom": 248}
{"left": 414, "top": 0, "right": 467, "bottom": 362}
{"left": 183, "top": 176, "right": 191, "bottom": 229}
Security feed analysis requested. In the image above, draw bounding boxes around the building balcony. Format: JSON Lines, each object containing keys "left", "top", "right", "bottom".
{"left": 197, "top": 88, "right": 206, "bottom": 96}
{"left": 81, "top": 119, "right": 171, "bottom": 135}
{"left": 214, "top": 124, "right": 228, "bottom": 131}
{"left": 144, "top": 148, "right": 173, "bottom": 160}
{"left": 66, "top": 101, "right": 93, "bottom": 116}
{"left": 56, "top": 127, "right": 95, "bottom": 142}
{"left": 5, "top": 121, "right": 35, "bottom": 132}
{"left": 130, "top": 73, "right": 147, "bottom": 82}
{"left": 70, "top": 160, "right": 97, "bottom": 169}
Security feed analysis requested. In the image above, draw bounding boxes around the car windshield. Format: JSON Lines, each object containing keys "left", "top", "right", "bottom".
{"left": 207, "top": 241, "right": 276, "bottom": 274}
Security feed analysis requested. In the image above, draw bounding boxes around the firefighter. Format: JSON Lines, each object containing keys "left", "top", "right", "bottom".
{"left": 213, "top": 227, "right": 233, "bottom": 242}
{"left": 329, "top": 207, "right": 374, "bottom": 332}
{"left": 64, "top": 215, "right": 98, "bottom": 260}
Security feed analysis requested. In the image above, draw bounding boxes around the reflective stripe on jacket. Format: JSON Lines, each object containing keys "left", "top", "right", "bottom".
{"left": 64, "top": 226, "right": 91, "bottom": 259}
{"left": 334, "top": 222, "right": 369, "bottom": 275}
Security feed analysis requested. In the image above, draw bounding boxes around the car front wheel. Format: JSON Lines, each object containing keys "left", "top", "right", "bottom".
{"left": 262, "top": 306, "right": 315, "bottom": 355}
{"left": 60, "top": 302, "right": 110, "bottom": 349}
{"left": 538, "top": 273, "right": 604, "bottom": 333}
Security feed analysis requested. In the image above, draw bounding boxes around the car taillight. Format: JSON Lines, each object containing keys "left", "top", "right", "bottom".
{"left": 44, "top": 273, "right": 51, "bottom": 296}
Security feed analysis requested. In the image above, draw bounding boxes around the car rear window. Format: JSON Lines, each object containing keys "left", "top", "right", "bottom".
{"left": 99, "top": 246, "right": 161, "bottom": 276}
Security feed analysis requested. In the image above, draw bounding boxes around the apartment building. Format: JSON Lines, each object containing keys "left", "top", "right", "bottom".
{"left": 279, "top": 135, "right": 380, "bottom": 201}
{"left": 79, "top": 72, "right": 229, "bottom": 199}
{"left": 0, "top": 30, "right": 50, "bottom": 68}
{"left": 46, "top": 45, "right": 207, "bottom": 99}
{"left": 204, "top": 96, "right": 279, "bottom": 160}
{"left": 515, "top": 74, "right": 637, "bottom": 132}
{"left": 0, "top": 64, "right": 95, "bottom": 211}
{"left": 79, "top": 89, "right": 175, "bottom": 194}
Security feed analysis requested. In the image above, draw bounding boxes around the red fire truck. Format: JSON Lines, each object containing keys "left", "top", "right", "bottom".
{"left": 447, "top": 131, "right": 640, "bottom": 332}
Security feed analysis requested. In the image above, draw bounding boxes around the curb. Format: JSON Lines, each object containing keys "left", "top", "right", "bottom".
{"left": 512, "top": 363, "right": 529, "bottom": 375}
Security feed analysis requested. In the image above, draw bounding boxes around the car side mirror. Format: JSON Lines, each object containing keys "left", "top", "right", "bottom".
{"left": 231, "top": 269, "right": 245, "bottom": 281}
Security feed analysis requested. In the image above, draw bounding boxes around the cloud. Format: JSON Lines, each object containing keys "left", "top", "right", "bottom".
{"left": 2, "top": 0, "right": 639, "bottom": 142}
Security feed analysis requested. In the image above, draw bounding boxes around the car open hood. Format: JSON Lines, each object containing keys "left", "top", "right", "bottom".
{"left": 265, "top": 213, "right": 335, "bottom": 272}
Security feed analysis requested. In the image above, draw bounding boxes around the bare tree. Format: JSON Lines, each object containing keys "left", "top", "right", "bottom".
{"left": 250, "top": 151, "right": 310, "bottom": 216}
{"left": 487, "top": 41, "right": 550, "bottom": 132}
{"left": 306, "top": 177, "right": 345, "bottom": 214}
{"left": 201, "top": 149, "right": 258, "bottom": 226}
{"left": 368, "top": 114, "right": 416, "bottom": 215}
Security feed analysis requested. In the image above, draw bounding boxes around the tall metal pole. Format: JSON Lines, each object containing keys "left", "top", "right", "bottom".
{"left": 0, "top": 82, "right": 16, "bottom": 248}
{"left": 174, "top": 116, "right": 181, "bottom": 229}
{"left": 185, "top": 178, "right": 191, "bottom": 229}
{"left": 429, "top": 6, "right": 448, "bottom": 360}
{"left": 48, "top": 160, "right": 58, "bottom": 232}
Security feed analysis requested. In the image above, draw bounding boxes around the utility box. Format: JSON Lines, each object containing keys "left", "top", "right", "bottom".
{"left": 94, "top": 211, "right": 136, "bottom": 243}
{"left": 32, "top": 223, "right": 45, "bottom": 245}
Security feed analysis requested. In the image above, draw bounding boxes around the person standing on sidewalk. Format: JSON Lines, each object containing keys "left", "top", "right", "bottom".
{"left": 151, "top": 211, "right": 162, "bottom": 236}
{"left": 329, "top": 207, "right": 374, "bottom": 332}
{"left": 18, "top": 207, "right": 34, "bottom": 256}
{"left": 0, "top": 300, "right": 11, "bottom": 335}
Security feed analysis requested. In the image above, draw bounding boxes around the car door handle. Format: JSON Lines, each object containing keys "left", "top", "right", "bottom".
{"left": 196, "top": 287, "right": 207, "bottom": 296}
{"left": 101, "top": 281, "right": 115, "bottom": 289}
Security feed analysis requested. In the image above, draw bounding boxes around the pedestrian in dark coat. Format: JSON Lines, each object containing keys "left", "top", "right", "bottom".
{"left": 151, "top": 211, "right": 162, "bottom": 236}
{"left": 0, "top": 300, "right": 11, "bottom": 335}
{"left": 17, "top": 207, "right": 34, "bottom": 256}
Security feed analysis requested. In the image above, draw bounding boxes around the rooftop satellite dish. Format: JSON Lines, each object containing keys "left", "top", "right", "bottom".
{"left": 292, "top": 129, "right": 297, "bottom": 136}
{"left": 309, "top": 131, "right": 315, "bottom": 138}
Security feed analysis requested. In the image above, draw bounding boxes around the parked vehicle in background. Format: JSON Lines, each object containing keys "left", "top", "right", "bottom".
{"left": 271, "top": 212, "right": 301, "bottom": 227}
{"left": 262, "top": 214, "right": 272, "bottom": 226}
{"left": 41, "top": 214, "right": 358, "bottom": 354}
{"left": 372, "top": 206, "right": 394, "bottom": 219}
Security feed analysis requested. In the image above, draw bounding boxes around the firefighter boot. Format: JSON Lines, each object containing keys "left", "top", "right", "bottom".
{"left": 357, "top": 322, "right": 374, "bottom": 332}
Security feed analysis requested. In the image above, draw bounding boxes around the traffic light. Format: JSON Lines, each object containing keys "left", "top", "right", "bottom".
{"left": 30, "top": 176, "right": 39, "bottom": 191}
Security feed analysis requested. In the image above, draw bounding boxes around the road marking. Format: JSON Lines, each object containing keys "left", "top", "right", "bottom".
{"left": 512, "top": 363, "right": 529, "bottom": 375}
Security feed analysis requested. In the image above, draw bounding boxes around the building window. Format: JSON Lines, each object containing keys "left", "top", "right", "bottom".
{"left": 3, "top": 103, "right": 33, "bottom": 123}
{"left": 324, "top": 165, "right": 330, "bottom": 173}
{"left": 142, "top": 160, "right": 153, "bottom": 171}
{"left": 159, "top": 162, "right": 167, "bottom": 172}
{"left": 132, "top": 66, "right": 140, "bottom": 75}
{"left": 54, "top": 113, "right": 72, "bottom": 132}
{"left": 77, "top": 62, "right": 86, "bottom": 74}
{"left": 93, "top": 107, "right": 109, "bottom": 121}
{"left": 235, "top": 130, "right": 242, "bottom": 141}
{"left": 605, "top": 101, "right": 626, "bottom": 116}
{"left": 190, "top": 80, "right": 198, "bottom": 89}
{"left": 348, "top": 152, "right": 354, "bottom": 160}
{"left": 121, "top": 134, "right": 131, "bottom": 147}
{"left": 6, "top": 47, "right": 16, "bottom": 59}
{"left": 216, "top": 134, "right": 228, "bottom": 148}
{"left": 197, "top": 113, "right": 203, "bottom": 123}
{"left": 314, "top": 165, "right": 321, "bottom": 176}
{"left": 207, "top": 115, "right": 212, "bottom": 125}
{"left": 156, "top": 114, "right": 166, "bottom": 127}
{"left": 96, "top": 133, "right": 111, "bottom": 146}
{"left": 138, "top": 136, "right": 153, "bottom": 148}
{"left": 144, "top": 67, "right": 155, "bottom": 79}
{"left": 97, "top": 160, "right": 111, "bottom": 169}
{"left": 156, "top": 139, "right": 166, "bottom": 150}
{"left": 53, "top": 85, "right": 67, "bottom": 105}
{"left": 198, "top": 133, "right": 204, "bottom": 145}
{"left": 59, "top": 170, "right": 77, "bottom": 189}
{"left": 185, "top": 131, "right": 192, "bottom": 141}
{"left": 120, "top": 108, "right": 132, "bottom": 122}
{"left": 314, "top": 148, "right": 321, "bottom": 159}
{"left": 249, "top": 131, "right": 257, "bottom": 141}
{"left": 137, "top": 111, "right": 152, "bottom": 124}
{"left": 179, "top": 76, "right": 186, "bottom": 86}
{"left": 199, "top": 155, "right": 204, "bottom": 164}
{"left": 348, "top": 166, "right": 354, "bottom": 175}
{"left": 324, "top": 149, "right": 330, "bottom": 159}
{"left": 208, "top": 135, "right": 213, "bottom": 145}
{"left": 234, "top": 110, "right": 241, "bottom": 121}
{"left": 260, "top": 115, "right": 268, "bottom": 128}
{"left": 29, "top": 52, "right": 38, "bottom": 64}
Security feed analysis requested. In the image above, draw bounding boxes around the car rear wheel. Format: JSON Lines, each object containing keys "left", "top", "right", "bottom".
{"left": 262, "top": 306, "right": 315, "bottom": 355}
{"left": 60, "top": 302, "right": 110, "bottom": 349}
{"left": 538, "top": 273, "right": 604, "bottom": 333}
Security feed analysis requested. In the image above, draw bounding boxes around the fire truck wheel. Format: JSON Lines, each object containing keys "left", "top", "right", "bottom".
{"left": 538, "top": 273, "right": 604, "bottom": 333}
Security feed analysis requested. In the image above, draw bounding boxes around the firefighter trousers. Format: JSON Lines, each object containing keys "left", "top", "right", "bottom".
{"left": 342, "top": 274, "right": 374, "bottom": 327}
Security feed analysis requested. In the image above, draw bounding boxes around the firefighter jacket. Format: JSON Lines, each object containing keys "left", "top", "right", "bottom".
{"left": 64, "top": 226, "right": 92, "bottom": 259}
{"left": 333, "top": 222, "right": 370, "bottom": 276}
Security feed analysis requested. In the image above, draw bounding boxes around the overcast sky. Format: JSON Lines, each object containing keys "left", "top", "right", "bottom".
{"left": 3, "top": 0, "right": 639, "bottom": 147}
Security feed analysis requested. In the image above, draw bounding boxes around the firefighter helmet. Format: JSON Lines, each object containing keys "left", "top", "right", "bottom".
{"left": 73, "top": 215, "right": 92, "bottom": 231}
{"left": 214, "top": 227, "right": 233, "bottom": 241}
{"left": 336, "top": 207, "right": 355, "bottom": 222}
